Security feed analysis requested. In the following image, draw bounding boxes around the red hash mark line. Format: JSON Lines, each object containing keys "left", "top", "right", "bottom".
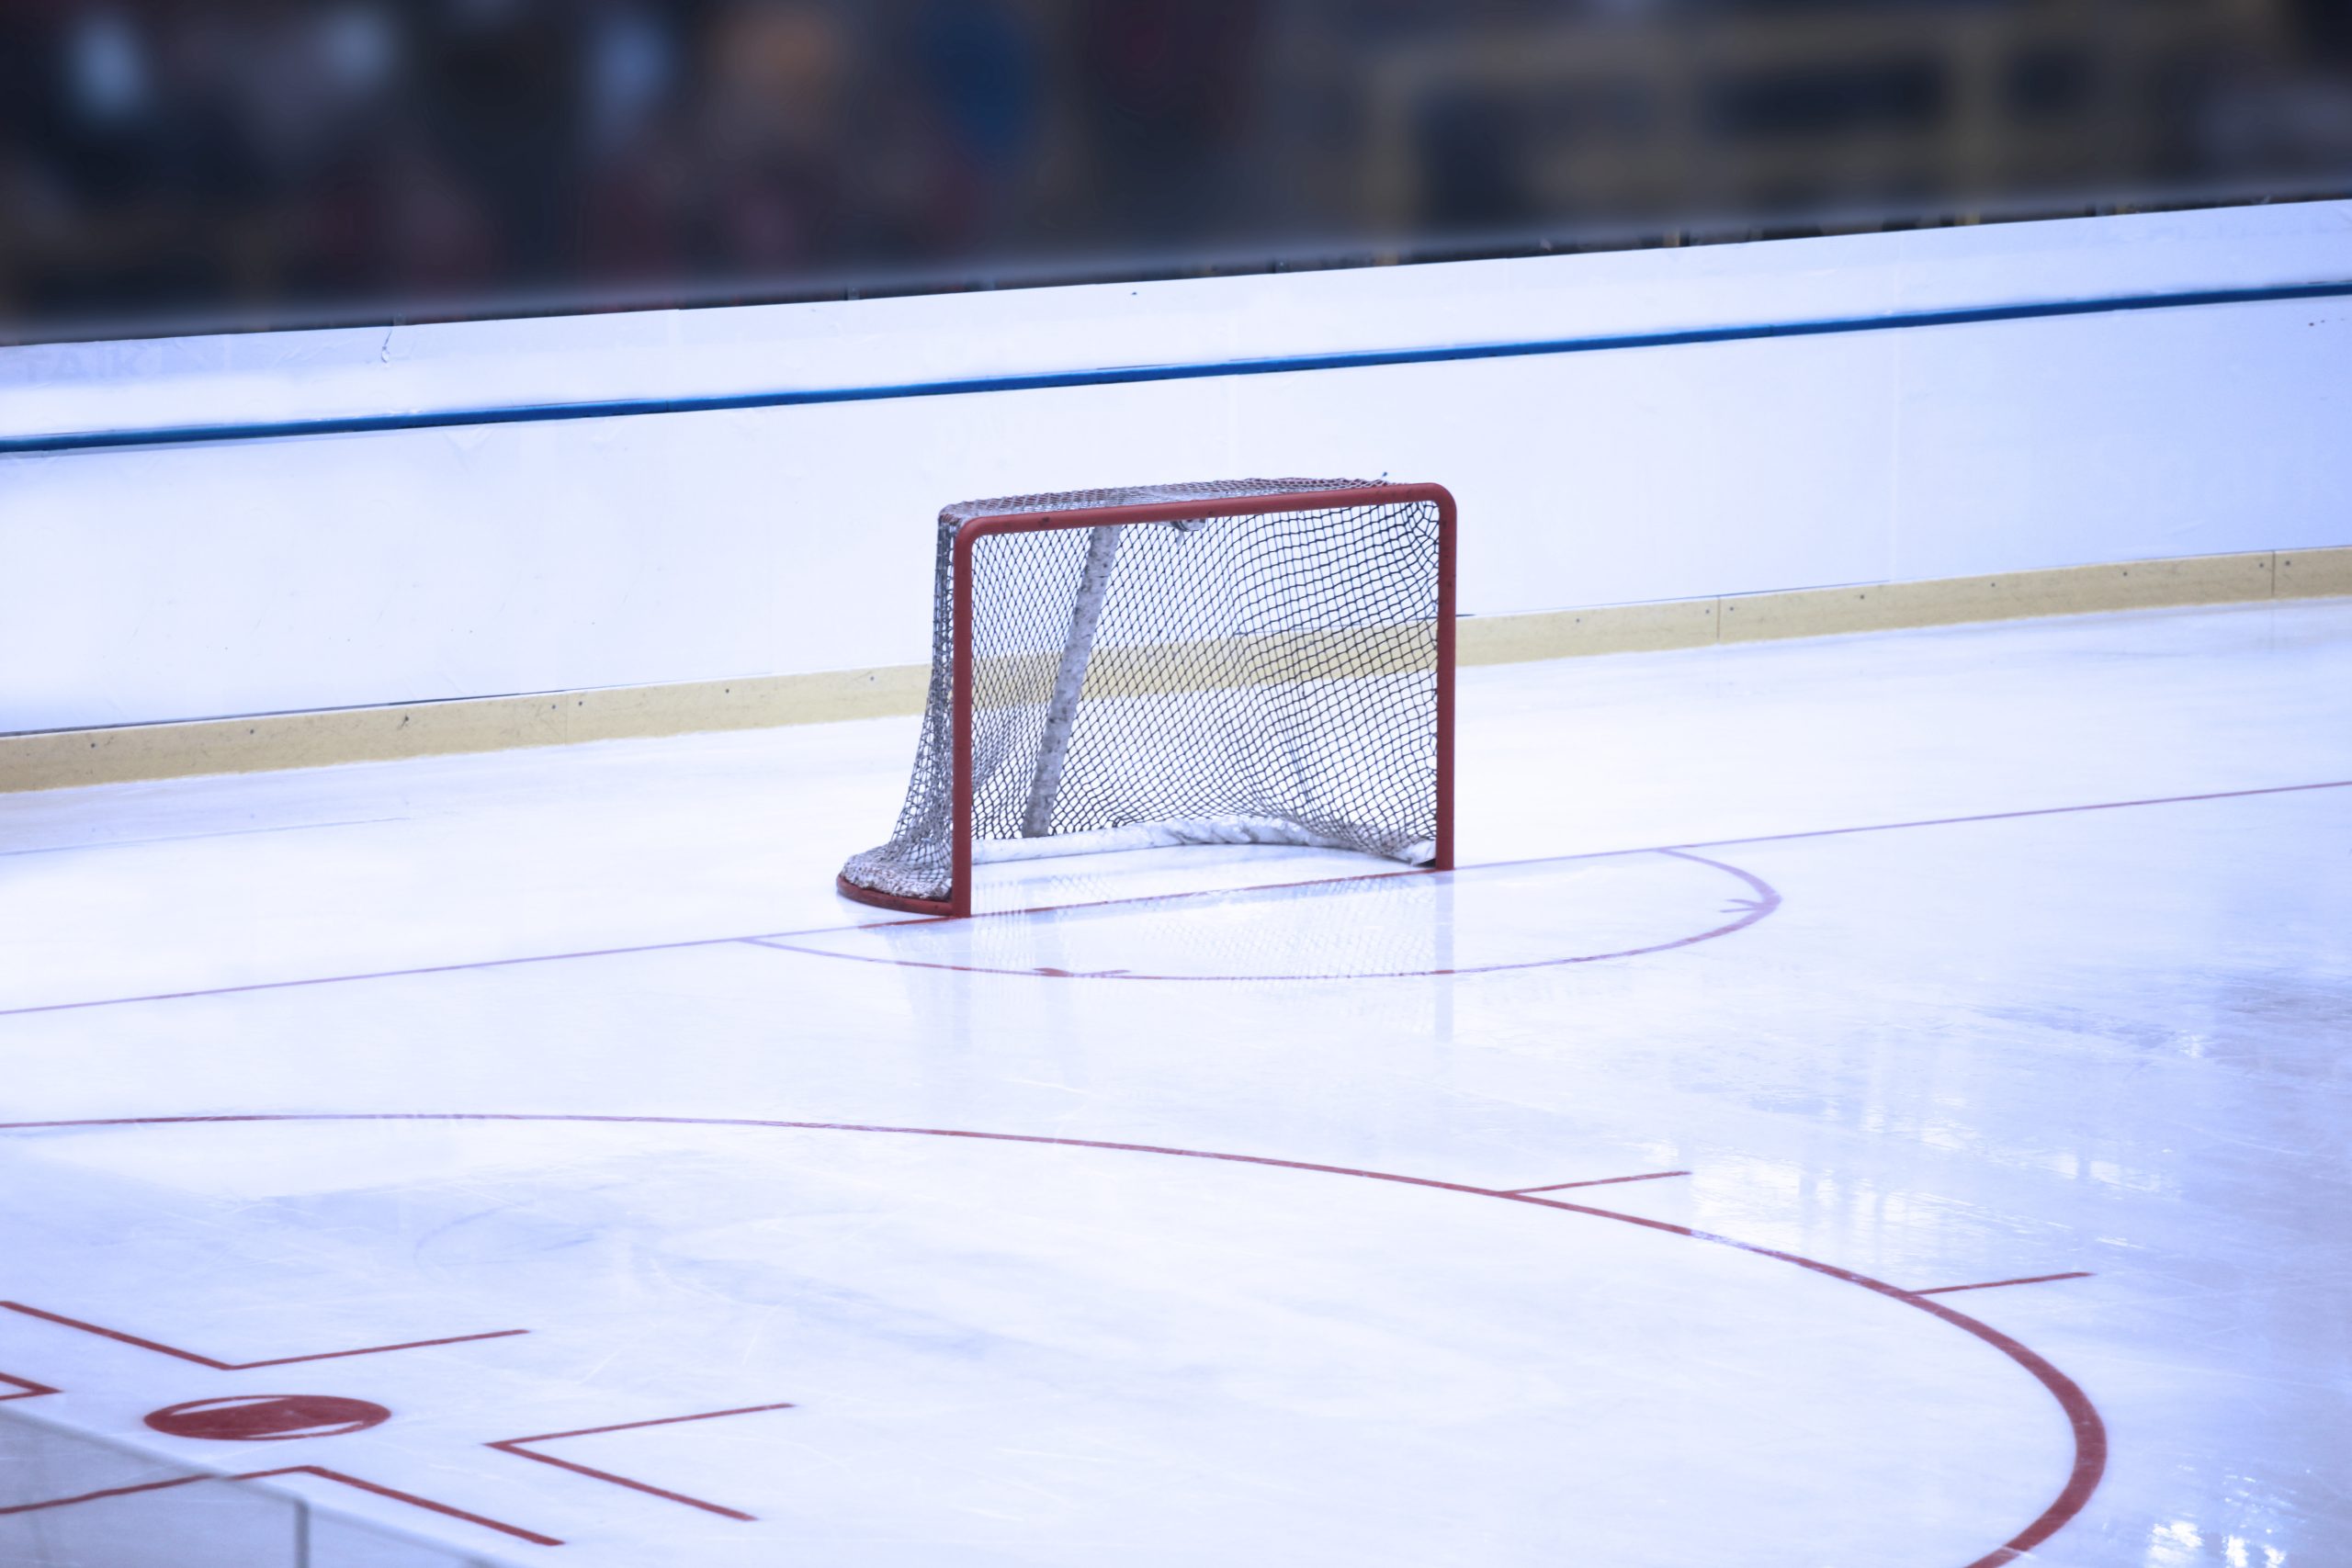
{"left": 0, "top": 1465, "right": 560, "bottom": 1545}
{"left": 0, "top": 1113, "right": 2109, "bottom": 1568}
{"left": 1503, "top": 1169, "right": 1690, "bottom": 1195}
{"left": 1915, "top": 1271, "right": 2095, "bottom": 1296}
{"left": 489, "top": 1402, "right": 798, "bottom": 1520}
{"left": 0, "top": 1301, "right": 526, "bottom": 1370}
{"left": 0, "top": 1371, "right": 58, "bottom": 1401}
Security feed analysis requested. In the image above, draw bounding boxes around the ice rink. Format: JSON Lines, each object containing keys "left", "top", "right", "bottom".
{"left": 2, "top": 597, "right": 2347, "bottom": 1567}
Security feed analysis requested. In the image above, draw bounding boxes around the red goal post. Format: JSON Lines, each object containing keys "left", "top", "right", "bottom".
{"left": 838, "top": 479, "right": 1456, "bottom": 919}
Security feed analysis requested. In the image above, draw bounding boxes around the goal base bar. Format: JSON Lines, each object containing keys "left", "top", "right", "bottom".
{"left": 838, "top": 818, "right": 1442, "bottom": 918}
{"left": 835, "top": 873, "right": 957, "bottom": 918}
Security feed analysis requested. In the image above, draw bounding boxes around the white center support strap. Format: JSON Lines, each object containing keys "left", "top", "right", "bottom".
{"left": 1020, "top": 523, "right": 1123, "bottom": 838}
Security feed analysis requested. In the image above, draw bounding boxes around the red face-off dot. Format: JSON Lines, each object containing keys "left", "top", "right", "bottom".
{"left": 144, "top": 1393, "right": 390, "bottom": 1441}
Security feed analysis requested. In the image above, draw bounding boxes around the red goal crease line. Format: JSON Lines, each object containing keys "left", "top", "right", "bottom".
{"left": 0, "top": 776, "right": 2343, "bottom": 1019}
{"left": 784, "top": 774, "right": 2352, "bottom": 931}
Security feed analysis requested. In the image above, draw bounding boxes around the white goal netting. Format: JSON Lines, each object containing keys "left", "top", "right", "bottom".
{"left": 840, "top": 479, "right": 1445, "bottom": 907}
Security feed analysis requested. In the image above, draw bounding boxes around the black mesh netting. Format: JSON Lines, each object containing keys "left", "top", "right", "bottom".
{"left": 841, "top": 479, "right": 1443, "bottom": 905}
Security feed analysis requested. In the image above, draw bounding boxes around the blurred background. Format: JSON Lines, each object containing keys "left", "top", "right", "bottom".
{"left": 3, "top": 0, "right": 2349, "bottom": 345}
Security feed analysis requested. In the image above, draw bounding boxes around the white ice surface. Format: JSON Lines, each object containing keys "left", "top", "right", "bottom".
{"left": 0, "top": 599, "right": 2347, "bottom": 1566}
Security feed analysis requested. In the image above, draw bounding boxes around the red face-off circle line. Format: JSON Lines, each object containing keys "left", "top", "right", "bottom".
{"left": 0, "top": 1111, "right": 2103, "bottom": 1566}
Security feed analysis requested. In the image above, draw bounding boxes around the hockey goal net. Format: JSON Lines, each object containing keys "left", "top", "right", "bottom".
{"left": 838, "top": 479, "right": 1455, "bottom": 917}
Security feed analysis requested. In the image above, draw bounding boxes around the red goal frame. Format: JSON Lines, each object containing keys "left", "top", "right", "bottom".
{"left": 836, "top": 481, "right": 1456, "bottom": 919}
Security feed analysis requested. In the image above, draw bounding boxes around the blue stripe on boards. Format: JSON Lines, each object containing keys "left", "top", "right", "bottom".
{"left": 6, "top": 279, "right": 2350, "bottom": 457}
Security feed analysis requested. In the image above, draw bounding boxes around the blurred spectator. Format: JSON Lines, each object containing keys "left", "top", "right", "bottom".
{"left": 1072, "top": 0, "right": 1263, "bottom": 242}
{"left": 1, "top": 0, "right": 2347, "bottom": 343}
{"left": 908, "top": 0, "right": 1045, "bottom": 251}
